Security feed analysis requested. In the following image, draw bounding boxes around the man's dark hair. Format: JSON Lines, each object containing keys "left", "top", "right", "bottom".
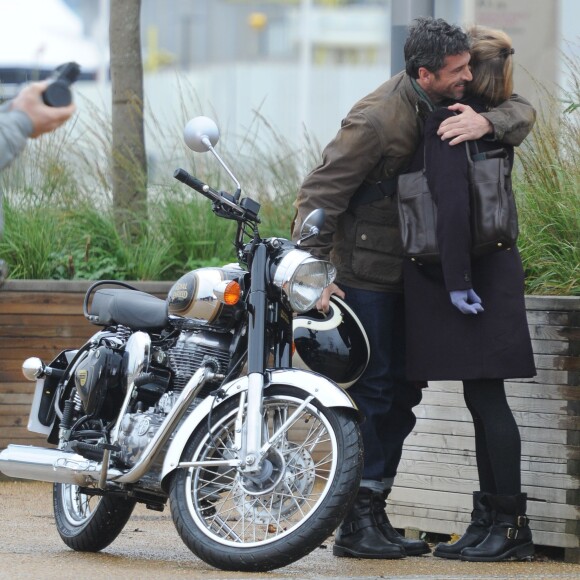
{"left": 404, "top": 17, "right": 470, "bottom": 78}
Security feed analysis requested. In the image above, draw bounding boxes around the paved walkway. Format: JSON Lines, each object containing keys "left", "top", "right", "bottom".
{"left": 0, "top": 481, "right": 577, "bottom": 579}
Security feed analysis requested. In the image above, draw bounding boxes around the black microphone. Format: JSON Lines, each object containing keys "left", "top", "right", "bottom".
{"left": 42, "top": 62, "right": 81, "bottom": 107}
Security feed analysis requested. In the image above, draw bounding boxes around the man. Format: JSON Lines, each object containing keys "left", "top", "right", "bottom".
{"left": 0, "top": 80, "right": 75, "bottom": 284}
{"left": 292, "top": 17, "right": 535, "bottom": 560}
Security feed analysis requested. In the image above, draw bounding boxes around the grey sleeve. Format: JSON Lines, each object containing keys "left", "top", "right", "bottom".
{"left": 0, "top": 108, "right": 33, "bottom": 171}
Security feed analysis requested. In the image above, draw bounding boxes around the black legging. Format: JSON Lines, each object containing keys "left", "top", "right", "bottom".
{"left": 463, "top": 379, "right": 521, "bottom": 495}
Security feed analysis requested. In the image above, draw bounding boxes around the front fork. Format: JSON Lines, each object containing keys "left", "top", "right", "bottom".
{"left": 238, "top": 244, "right": 296, "bottom": 474}
{"left": 243, "top": 373, "right": 264, "bottom": 471}
{"left": 241, "top": 244, "right": 268, "bottom": 473}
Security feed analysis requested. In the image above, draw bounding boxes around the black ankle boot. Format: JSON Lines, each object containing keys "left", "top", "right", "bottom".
{"left": 372, "top": 489, "right": 430, "bottom": 556}
{"left": 461, "top": 493, "right": 534, "bottom": 562}
{"left": 333, "top": 488, "right": 405, "bottom": 559}
{"left": 433, "top": 491, "right": 492, "bottom": 559}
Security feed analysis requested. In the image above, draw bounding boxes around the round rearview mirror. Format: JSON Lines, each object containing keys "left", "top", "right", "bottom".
{"left": 184, "top": 116, "right": 220, "bottom": 153}
{"left": 301, "top": 208, "right": 326, "bottom": 238}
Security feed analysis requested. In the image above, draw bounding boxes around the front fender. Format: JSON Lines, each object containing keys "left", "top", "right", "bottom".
{"left": 160, "top": 368, "right": 359, "bottom": 486}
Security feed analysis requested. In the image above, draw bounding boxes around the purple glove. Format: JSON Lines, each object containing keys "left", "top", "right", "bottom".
{"left": 450, "top": 289, "right": 484, "bottom": 315}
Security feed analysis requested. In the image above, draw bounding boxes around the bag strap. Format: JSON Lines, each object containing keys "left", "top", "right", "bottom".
{"left": 466, "top": 140, "right": 487, "bottom": 163}
{"left": 349, "top": 176, "right": 397, "bottom": 209}
{"left": 466, "top": 140, "right": 509, "bottom": 163}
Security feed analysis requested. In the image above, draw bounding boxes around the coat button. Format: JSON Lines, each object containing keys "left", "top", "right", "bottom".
{"left": 361, "top": 234, "right": 367, "bottom": 241}
{"left": 464, "top": 272, "right": 471, "bottom": 282}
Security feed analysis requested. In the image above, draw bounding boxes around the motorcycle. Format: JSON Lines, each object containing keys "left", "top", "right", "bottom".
{"left": 0, "top": 116, "right": 366, "bottom": 572}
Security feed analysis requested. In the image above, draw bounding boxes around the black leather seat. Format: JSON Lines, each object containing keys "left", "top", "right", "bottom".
{"left": 90, "top": 288, "right": 168, "bottom": 330}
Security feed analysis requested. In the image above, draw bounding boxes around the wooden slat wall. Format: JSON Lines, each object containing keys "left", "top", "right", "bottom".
{"left": 1, "top": 283, "right": 578, "bottom": 559}
{"left": 389, "top": 296, "right": 580, "bottom": 563}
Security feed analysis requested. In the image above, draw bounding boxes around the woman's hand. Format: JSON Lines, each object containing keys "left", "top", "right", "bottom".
{"left": 449, "top": 289, "right": 484, "bottom": 315}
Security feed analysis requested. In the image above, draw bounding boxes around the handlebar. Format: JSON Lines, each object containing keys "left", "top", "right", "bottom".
{"left": 173, "top": 168, "right": 222, "bottom": 201}
{"left": 173, "top": 168, "right": 260, "bottom": 222}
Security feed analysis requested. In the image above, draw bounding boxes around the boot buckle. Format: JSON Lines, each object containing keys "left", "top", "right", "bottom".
{"left": 516, "top": 515, "right": 528, "bottom": 527}
{"left": 343, "top": 521, "right": 358, "bottom": 535}
{"left": 506, "top": 527, "right": 519, "bottom": 540}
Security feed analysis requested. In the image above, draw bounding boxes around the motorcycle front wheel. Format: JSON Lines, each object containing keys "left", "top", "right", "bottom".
{"left": 53, "top": 483, "right": 136, "bottom": 551}
{"left": 169, "top": 385, "right": 362, "bottom": 572}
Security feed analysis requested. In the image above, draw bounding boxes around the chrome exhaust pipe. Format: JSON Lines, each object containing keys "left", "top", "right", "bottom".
{"left": 113, "top": 366, "right": 214, "bottom": 483}
{"left": 0, "top": 445, "right": 122, "bottom": 485}
{"left": 0, "top": 366, "right": 214, "bottom": 486}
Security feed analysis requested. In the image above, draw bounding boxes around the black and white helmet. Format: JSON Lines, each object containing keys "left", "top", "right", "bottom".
{"left": 292, "top": 295, "right": 370, "bottom": 389}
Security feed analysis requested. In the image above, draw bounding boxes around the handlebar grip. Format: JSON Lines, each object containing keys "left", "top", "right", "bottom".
{"left": 173, "top": 168, "right": 210, "bottom": 195}
{"left": 173, "top": 167, "right": 246, "bottom": 217}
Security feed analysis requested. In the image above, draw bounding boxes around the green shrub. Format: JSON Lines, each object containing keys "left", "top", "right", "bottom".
{"left": 0, "top": 111, "right": 317, "bottom": 282}
{"left": 514, "top": 54, "right": 580, "bottom": 295}
{"left": 1, "top": 81, "right": 577, "bottom": 295}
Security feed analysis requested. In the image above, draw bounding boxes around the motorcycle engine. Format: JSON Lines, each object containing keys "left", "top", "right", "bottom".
{"left": 115, "top": 329, "right": 233, "bottom": 467}
{"left": 116, "top": 395, "right": 175, "bottom": 466}
{"left": 167, "top": 329, "right": 233, "bottom": 392}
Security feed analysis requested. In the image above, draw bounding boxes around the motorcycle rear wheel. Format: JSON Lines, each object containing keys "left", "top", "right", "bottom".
{"left": 169, "top": 385, "right": 362, "bottom": 572}
{"left": 53, "top": 483, "right": 136, "bottom": 551}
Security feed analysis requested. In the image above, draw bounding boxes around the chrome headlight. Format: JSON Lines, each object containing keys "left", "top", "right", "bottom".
{"left": 272, "top": 249, "right": 336, "bottom": 313}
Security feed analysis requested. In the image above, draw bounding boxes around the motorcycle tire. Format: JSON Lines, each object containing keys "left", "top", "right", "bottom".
{"left": 168, "top": 385, "right": 362, "bottom": 572}
{"left": 53, "top": 482, "right": 136, "bottom": 551}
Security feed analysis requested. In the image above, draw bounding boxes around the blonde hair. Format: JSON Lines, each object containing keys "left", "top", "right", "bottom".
{"left": 467, "top": 25, "right": 514, "bottom": 107}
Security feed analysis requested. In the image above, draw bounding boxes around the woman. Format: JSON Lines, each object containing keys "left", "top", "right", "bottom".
{"left": 403, "top": 26, "right": 536, "bottom": 562}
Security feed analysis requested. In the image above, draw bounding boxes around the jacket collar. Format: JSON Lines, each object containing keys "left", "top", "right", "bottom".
{"left": 409, "top": 77, "right": 436, "bottom": 119}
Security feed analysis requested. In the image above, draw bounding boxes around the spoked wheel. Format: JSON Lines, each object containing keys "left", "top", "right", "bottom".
{"left": 53, "top": 482, "right": 136, "bottom": 551}
{"left": 169, "top": 385, "right": 362, "bottom": 572}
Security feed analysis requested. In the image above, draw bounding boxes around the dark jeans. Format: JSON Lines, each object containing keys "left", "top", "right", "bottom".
{"left": 341, "top": 285, "right": 422, "bottom": 481}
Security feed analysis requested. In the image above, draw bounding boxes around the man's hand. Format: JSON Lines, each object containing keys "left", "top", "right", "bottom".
{"left": 10, "top": 81, "right": 75, "bottom": 138}
{"left": 316, "top": 282, "right": 345, "bottom": 313}
{"left": 437, "top": 103, "right": 493, "bottom": 146}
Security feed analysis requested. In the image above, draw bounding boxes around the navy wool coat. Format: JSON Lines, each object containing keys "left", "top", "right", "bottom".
{"left": 402, "top": 103, "right": 536, "bottom": 382}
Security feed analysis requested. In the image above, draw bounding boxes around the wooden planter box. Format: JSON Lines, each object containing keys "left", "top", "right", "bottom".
{"left": 1, "top": 282, "right": 578, "bottom": 560}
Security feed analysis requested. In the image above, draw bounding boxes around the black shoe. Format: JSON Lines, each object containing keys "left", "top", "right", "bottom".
{"left": 333, "top": 488, "right": 405, "bottom": 559}
{"left": 461, "top": 493, "right": 534, "bottom": 562}
{"left": 373, "top": 489, "right": 431, "bottom": 556}
{"left": 433, "top": 491, "right": 492, "bottom": 560}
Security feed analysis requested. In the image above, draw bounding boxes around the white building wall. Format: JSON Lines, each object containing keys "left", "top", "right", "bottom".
{"left": 75, "top": 63, "right": 392, "bottom": 180}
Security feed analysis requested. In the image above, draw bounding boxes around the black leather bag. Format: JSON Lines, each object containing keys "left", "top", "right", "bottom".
{"left": 397, "top": 141, "right": 518, "bottom": 264}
